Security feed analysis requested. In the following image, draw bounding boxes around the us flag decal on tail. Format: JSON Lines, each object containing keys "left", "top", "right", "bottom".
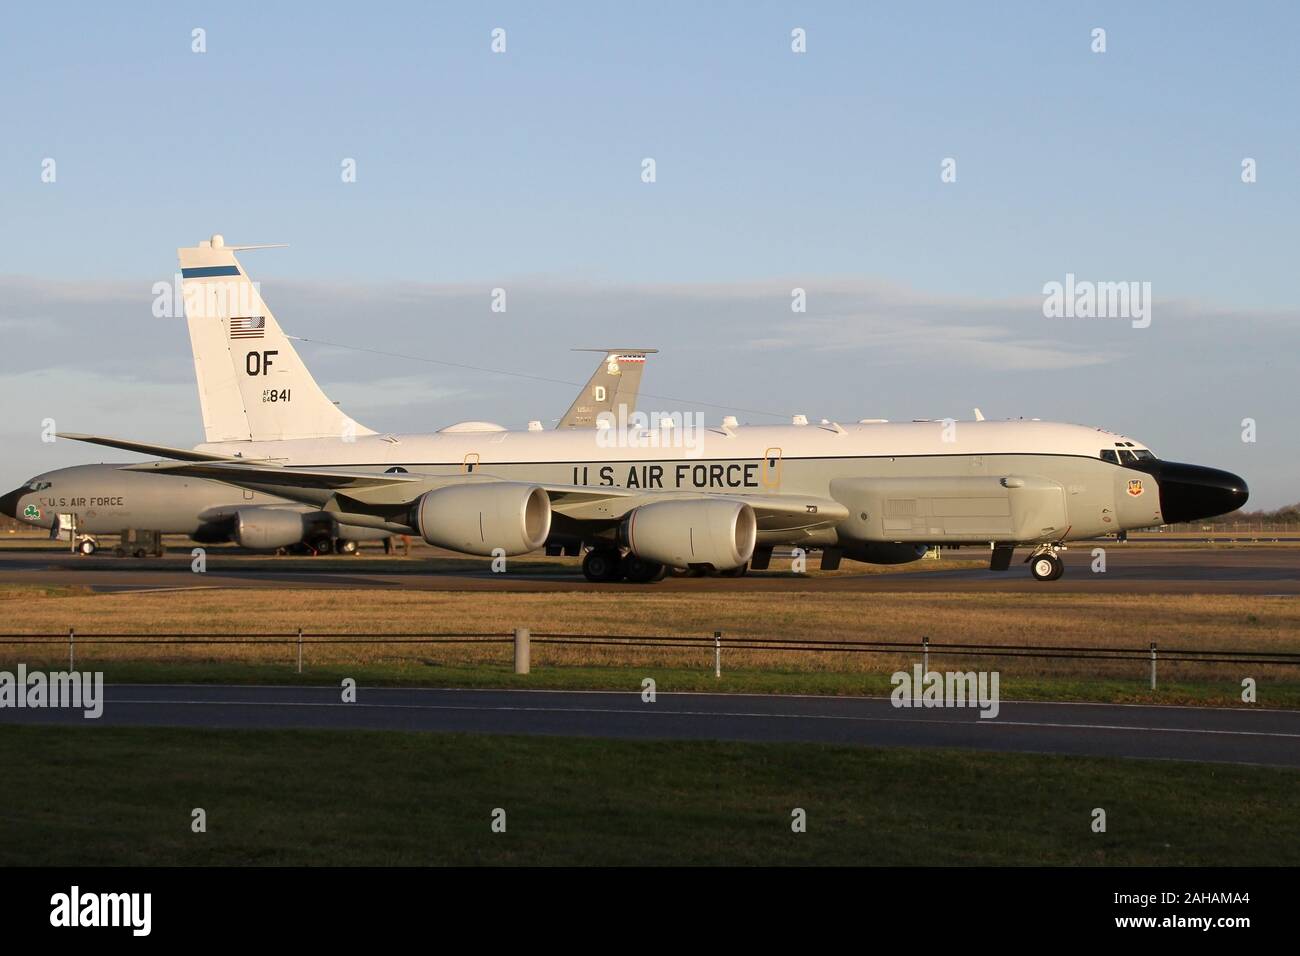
{"left": 230, "top": 316, "right": 266, "bottom": 339}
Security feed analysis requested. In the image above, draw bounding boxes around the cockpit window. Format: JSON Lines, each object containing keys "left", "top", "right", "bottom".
{"left": 1100, "top": 448, "right": 1155, "bottom": 463}
{"left": 25, "top": 480, "right": 51, "bottom": 491}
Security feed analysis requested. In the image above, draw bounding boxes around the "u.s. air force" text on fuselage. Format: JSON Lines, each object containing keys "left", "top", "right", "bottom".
{"left": 571, "top": 462, "right": 761, "bottom": 489}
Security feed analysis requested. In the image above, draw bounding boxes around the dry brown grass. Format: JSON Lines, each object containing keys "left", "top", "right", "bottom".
{"left": 1, "top": 585, "right": 1296, "bottom": 685}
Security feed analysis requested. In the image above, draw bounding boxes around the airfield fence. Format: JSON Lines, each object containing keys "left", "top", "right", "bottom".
{"left": 1, "top": 629, "right": 1298, "bottom": 689}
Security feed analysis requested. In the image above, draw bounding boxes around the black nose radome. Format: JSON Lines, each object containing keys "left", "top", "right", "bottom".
{"left": 1153, "top": 462, "right": 1249, "bottom": 524}
{"left": 0, "top": 487, "right": 23, "bottom": 519}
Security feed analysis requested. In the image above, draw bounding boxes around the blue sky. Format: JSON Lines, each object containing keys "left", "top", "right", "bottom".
{"left": 1, "top": 2, "right": 1297, "bottom": 505}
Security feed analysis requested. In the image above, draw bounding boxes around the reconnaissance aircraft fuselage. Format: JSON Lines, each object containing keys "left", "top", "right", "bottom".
{"left": 118, "top": 416, "right": 1245, "bottom": 582}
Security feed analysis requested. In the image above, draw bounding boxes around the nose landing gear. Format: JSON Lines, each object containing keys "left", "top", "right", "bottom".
{"left": 1027, "top": 545, "right": 1066, "bottom": 581}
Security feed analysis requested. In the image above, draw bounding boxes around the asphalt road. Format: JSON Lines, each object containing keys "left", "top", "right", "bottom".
{"left": 3, "top": 684, "right": 1297, "bottom": 768}
{"left": 2, "top": 544, "right": 1298, "bottom": 594}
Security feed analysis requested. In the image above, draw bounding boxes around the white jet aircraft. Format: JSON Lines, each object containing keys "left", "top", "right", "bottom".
{"left": 46, "top": 235, "right": 1249, "bottom": 582}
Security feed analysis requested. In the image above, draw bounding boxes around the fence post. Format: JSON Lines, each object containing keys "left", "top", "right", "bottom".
{"left": 923, "top": 635, "right": 929, "bottom": 675}
{"left": 514, "top": 627, "right": 530, "bottom": 675}
{"left": 69, "top": 626, "right": 75, "bottom": 671}
{"left": 1150, "top": 641, "right": 1157, "bottom": 690}
{"left": 297, "top": 627, "right": 303, "bottom": 674}
{"left": 714, "top": 631, "right": 721, "bottom": 678}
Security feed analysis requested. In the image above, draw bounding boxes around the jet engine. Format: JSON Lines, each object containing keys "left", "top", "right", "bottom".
{"left": 415, "top": 482, "right": 551, "bottom": 556}
{"left": 621, "top": 498, "right": 756, "bottom": 570}
{"left": 232, "top": 508, "right": 310, "bottom": 550}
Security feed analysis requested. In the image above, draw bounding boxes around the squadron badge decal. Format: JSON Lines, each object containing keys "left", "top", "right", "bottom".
{"left": 1127, "top": 479, "right": 1145, "bottom": 497}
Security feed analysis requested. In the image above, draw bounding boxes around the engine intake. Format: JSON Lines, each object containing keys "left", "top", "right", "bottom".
{"left": 622, "top": 498, "right": 756, "bottom": 570}
{"left": 416, "top": 482, "right": 551, "bottom": 556}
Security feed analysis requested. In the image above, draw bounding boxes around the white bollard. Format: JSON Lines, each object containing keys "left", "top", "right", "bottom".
{"left": 514, "top": 627, "right": 531, "bottom": 675}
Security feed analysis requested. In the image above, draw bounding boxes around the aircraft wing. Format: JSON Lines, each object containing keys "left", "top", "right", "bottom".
{"left": 132, "top": 461, "right": 846, "bottom": 534}
{"left": 56, "top": 433, "right": 259, "bottom": 463}
{"left": 119, "top": 459, "right": 423, "bottom": 491}
{"left": 67, "top": 432, "right": 846, "bottom": 535}
{"left": 718, "top": 492, "right": 850, "bottom": 534}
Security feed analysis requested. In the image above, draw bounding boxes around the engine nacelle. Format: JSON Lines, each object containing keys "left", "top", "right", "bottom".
{"left": 840, "top": 541, "right": 930, "bottom": 565}
{"left": 622, "top": 498, "right": 756, "bottom": 570}
{"left": 232, "top": 508, "right": 309, "bottom": 550}
{"left": 415, "top": 482, "right": 551, "bottom": 556}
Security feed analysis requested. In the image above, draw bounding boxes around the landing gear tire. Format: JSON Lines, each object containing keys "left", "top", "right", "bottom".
{"left": 336, "top": 539, "right": 358, "bottom": 555}
{"left": 621, "top": 553, "right": 666, "bottom": 584}
{"left": 717, "top": 563, "right": 748, "bottom": 578}
{"left": 310, "top": 537, "right": 334, "bottom": 555}
{"left": 77, "top": 538, "right": 97, "bottom": 556}
{"left": 582, "top": 548, "right": 624, "bottom": 583}
{"left": 1030, "top": 552, "right": 1064, "bottom": 582}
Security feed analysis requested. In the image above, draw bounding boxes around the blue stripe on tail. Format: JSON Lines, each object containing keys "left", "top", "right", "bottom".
{"left": 181, "top": 266, "right": 240, "bottom": 278}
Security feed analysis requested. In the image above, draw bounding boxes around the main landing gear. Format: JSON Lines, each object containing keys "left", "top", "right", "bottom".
{"left": 582, "top": 547, "right": 623, "bottom": 582}
{"left": 581, "top": 547, "right": 668, "bottom": 584}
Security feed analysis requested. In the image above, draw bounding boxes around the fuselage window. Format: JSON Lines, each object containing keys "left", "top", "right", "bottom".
{"left": 1099, "top": 450, "right": 1119, "bottom": 464}
{"left": 1132, "top": 449, "right": 1156, "bottom": 460}
{"left": 1118, "top": 449, "right": 1138, "bottom": 464}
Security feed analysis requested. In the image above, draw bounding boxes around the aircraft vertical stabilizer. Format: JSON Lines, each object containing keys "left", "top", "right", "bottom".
{"left": 557, "top": 349, "right": 657, "bottom": 429}
{"left": 178, "top": 235, "right": 374, "bottom": 443}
